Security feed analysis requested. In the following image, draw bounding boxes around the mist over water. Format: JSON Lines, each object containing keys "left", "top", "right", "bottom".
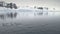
{"left": 0, "top": 11, "right": 60, "bottom": 34}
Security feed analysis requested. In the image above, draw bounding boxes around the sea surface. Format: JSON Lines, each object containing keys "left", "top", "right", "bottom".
{"left": 0, "top": 9, "right": 60, "bottom": 34}
{"left": 0, "top": 14, "right": 60, "bottom": 34}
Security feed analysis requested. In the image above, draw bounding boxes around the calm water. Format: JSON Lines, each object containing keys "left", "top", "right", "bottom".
{"left": 0, "top": 14, "right": 60, "bottom": 34}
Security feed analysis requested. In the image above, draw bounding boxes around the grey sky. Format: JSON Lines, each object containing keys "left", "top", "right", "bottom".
{"left": 0, "top": 0, "right": 60, "bottom": 10}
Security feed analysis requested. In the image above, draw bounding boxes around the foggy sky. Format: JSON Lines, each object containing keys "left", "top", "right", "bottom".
{"left": 0, "top": 0, "right": 60, "bottom": 10}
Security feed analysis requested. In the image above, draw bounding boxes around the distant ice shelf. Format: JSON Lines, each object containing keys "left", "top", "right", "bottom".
{"left": 0, "top": 7, "right": 60, "bottom": 17}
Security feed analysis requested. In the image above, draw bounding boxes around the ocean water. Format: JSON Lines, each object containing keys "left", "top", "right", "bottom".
{"left": 0, "top": 14, "right": 60, "bottom": 34}
{"left": 0, "top": 9, "right": 60, "bottom": 34}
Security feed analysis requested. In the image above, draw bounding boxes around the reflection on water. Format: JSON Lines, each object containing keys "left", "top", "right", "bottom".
{"left": 0, "top": 12, "right": 17, "bottom": 19}
{"left": 0, "top": 13, "right": 60, "bottom": 34}
{"left": 0, "top": 7, "right": 60, "bottom": 34}
{"left": 0, "top": 10, "right": 60, "bottom": 34}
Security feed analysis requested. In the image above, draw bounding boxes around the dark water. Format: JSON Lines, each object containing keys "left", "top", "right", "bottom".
{"left": 0, "top": 15, "right": 60, "bottom": 34}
